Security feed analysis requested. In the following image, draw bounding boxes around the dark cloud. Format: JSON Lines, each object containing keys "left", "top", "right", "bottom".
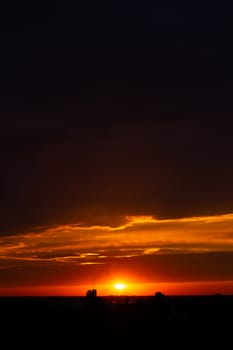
{"left": 106, "top": 252, "right": 233, "bottom": 283}
{"left": 1, "top": 252, "right": 233, "bottom": 287}
{"left": 0, "top": 2, "right": 233, "bottom": 235}
{"left": 1, "top": 117, "right": 233, "bottom": 235}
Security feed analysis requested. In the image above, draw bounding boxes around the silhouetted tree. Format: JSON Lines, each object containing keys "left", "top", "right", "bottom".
{"left": 152, "top": 291, "right": 172, "bottom": 321}
{"left": 86, "top": 289, "right": 97, "bottom": 298}
{"left": 84, "top": 289, "right": 105, "bottom": 311}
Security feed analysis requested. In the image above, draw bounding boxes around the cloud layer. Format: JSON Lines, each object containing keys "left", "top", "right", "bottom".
{"left": 1, "top": 213, "right": 233, "bottom": 289}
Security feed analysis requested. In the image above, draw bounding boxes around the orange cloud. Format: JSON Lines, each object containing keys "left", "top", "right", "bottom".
{"left": 0, "top": 212, "right": 233, "bottom": 267}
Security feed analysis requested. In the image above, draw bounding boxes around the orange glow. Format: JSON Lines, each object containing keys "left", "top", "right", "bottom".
{"left": 1, "top": 280, "right": 233, "bottom": 296}
{"left": 1, "top": 212, "right": 233, "bottom": 295}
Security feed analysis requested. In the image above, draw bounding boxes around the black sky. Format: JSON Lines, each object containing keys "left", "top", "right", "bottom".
{"left": 1, "top": 1, "right": 233, "bottom": 235}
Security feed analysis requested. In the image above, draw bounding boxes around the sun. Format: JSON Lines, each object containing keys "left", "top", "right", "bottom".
{"left": 114, "top": 283, "right": 126, "bottom": 291}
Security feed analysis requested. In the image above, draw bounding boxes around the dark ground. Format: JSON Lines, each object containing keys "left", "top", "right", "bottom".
{"left": 0, "top": 294, "right": 232, "bottom": 349}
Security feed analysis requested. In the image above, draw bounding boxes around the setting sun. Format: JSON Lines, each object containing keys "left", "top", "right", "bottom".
{"left": 114, "top": 283, "right": 126, "bottom": 291}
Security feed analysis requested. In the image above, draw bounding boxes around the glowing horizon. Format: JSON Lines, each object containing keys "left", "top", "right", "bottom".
{"left": 1, "top": 212, "right": 233, "bottom": 295}
{"left": 1, "top": 280, "right": 233, "bottom": 297}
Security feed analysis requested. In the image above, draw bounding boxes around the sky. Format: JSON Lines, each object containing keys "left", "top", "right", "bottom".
{"left": 0, "top": 1, "right": 233, "bottom": 296}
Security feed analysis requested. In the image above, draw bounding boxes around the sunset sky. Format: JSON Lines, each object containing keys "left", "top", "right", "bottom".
{"left": 1, "top": 1, "right": 233, "bottom": 296}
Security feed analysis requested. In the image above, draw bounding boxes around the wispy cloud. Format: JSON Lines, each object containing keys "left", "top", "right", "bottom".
{"left": 0, "top": 213, "right": 233, "bottom": 268}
